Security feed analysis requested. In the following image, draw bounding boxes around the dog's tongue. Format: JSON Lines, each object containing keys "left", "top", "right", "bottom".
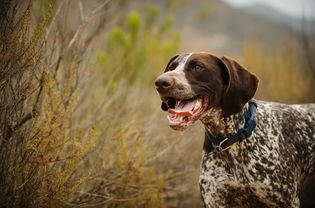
{"left": 168, "top": 99, "right": 197, "bottom": 116}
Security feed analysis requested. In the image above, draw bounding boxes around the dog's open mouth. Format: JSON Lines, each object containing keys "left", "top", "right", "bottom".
{"left": 161, "top": 95, "right": 209, "bottom": 130}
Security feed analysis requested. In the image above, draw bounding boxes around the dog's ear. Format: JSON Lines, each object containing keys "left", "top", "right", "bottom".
{"left": 164, "top": 55, "right": 179, "bottom": 72}
{"left": 219, "top": 56, "right": 259, "bottom": 116}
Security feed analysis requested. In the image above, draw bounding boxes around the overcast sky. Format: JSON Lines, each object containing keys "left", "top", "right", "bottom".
{"left": 222, "top": 0, "right": 315, "bottom": 20}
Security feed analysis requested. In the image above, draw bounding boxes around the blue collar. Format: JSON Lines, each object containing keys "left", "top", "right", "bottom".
{"left": 205, "top": 100, "right": 257, "bottom": 153}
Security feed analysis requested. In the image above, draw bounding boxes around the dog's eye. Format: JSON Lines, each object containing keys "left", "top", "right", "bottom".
{"left": 168, "top": 66, "right": 175, "bottom": 71}
{"left": 193, "top": 65, "right": 203, "bottom": 72}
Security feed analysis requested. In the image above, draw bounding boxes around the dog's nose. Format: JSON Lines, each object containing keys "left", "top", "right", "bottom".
{"left": 155, "top": 75, "right": 173, "bottom": 92}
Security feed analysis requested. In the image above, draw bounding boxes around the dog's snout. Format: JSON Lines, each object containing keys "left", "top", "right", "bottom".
{"left": 155, "top": 75, "right": 174, "bottom": 92}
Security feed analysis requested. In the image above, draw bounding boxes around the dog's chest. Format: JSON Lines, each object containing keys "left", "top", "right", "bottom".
{"left": 199, "top": 140, "right": 275, "bottom": 185}
{"left": 199, "top": 140, "right": 285, "bottom": 207}
{"left": 200, "top": 146, "right": 274, "bottom": 207}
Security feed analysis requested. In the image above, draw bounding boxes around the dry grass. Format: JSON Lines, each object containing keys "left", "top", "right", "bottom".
{"left": 242, "top": 40, "right": 314, "bottom": 103}
{"left": 0, "top": 1, "right": 193, "bottom": 207}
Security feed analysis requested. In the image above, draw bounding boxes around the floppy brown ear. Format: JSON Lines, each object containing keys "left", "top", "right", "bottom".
{"left": 219, "top": 56, "right": 259, "bottom": 116}
{"left": 164, "top": 55, "right": 179, "bottom": 72}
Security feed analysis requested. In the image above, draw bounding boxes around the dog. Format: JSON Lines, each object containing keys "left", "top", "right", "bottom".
{"left": 155, "top": 52, "right": 315, "bottom": 207}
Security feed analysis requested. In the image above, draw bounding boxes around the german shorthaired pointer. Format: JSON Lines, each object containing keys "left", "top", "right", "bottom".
{"left": 155, "top": 52, "right": 315, "bottom": 207}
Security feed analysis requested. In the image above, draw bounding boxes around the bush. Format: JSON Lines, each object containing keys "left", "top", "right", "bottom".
{"left": 0, "top": 1, "right": 96, "bottom": 207}
{"left": 0, "top": 1, "right": 182, "bottom": 207}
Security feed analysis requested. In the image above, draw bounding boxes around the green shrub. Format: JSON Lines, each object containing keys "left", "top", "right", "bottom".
{"left": 96, "top": 7, "right": 180, "bottom": 90}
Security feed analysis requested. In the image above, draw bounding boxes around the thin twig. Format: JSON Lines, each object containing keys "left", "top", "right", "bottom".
{"left": 67, "top": 0, "right": 110, "bottom": 50}
{"left": 45, "top": 0, "right": 64, "bottom": 41}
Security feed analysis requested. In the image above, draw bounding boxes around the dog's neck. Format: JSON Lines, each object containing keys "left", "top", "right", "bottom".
{"left": 200, "top": 105, "right": 247, "bottom": 153}
{"left": 200, "top": 104, "right": 248, "bottom": 137}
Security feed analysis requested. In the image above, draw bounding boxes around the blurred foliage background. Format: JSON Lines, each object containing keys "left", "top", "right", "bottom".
{"left": 0, "top": 0, "right": 314, "bottom": 207}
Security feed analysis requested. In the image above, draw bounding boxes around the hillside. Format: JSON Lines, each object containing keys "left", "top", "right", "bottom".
{"left": 172, "top": 0, "right": 301, "bottom": 56}
{"left": 242, "top": 3, "right": 315, "bottom": 35}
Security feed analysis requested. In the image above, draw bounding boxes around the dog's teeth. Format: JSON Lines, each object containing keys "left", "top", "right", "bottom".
{"left": 193, "top": 99, "right": 202, "bottom": 112}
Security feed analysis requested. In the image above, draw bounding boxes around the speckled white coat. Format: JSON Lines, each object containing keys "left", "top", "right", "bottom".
{"left": 199, "top": 101, "right": 315, "bottom": 208}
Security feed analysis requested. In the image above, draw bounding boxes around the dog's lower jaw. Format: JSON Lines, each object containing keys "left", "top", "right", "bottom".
{"left": 199, "top": 105, "right": 248, "bottom": 137}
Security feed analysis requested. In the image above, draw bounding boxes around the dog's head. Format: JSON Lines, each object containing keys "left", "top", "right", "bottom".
{"left": 155, "top": 52, "right": 258, "bottom": 130}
